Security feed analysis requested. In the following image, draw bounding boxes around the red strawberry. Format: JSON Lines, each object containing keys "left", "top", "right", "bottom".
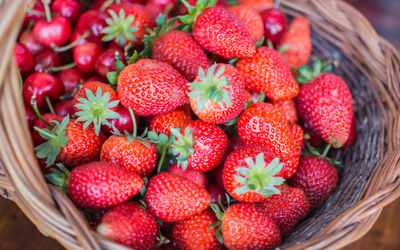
{"left": 102, "top": 3, "right": 155, "bottom": 46}
{"left": 35, "top": 116, "right": 106, "bottom": 167}
{"left": 289, "top": 155, "right": 338, "bottom": 209}
{"left": 258, "top": 185, "right": 310, "bottom": 237}
{"left": 188, "top": 63, "right": 246, "bottom": 124}
{"left": 171, "top": 120, "right": 228, "bottom": 171}
{"left": 117, "top": 59, "right": 189, "bottom": 116}
{"left": 145, "top": 172, "right": 211, "bottom": 222}
{"left": 222, "top": 203, "right": 281, "bottom": 249}
{"left": 46, "top": 162, "right": 143, "bottom": 209}
{"left": 167, "top": 163, "right": 208, "bottom": 188}
{"left": 190, "top": 5, "right": 256, "bottom": 59}
{"left": 236, "top": 47, "right": 299, "bottom": 101}
{"left": 272, "top": 99, "right": 298, "bottom": 125}
{"left": 279, "top": 124, "right": 303, "bottom": 179}
{"left": 223, "top": 144, "right": 285, "bottom": 202}
{"left": 296, "top": 73, "right": 353, "bottom": 148}
{"left": 238, "top": 102, "right": 293, "bottom": 161}
{"left": 228, "top": 5, "right": 264, "bottom": 42}
{"left": 343, "top": 116, "right": 357, "bottom": 147}
{"left": 152, "top": 28, "right": 209, "bottom": 81}
{"left": 173, "top": 209, "right": 221, "bottom": 250}
{"left": 97, "top": 202, "right": 158, "bottom": 249}
{"left": 280, "top": 16, "right": 312, "bottom": 68}
{"left": 73, "top": 81, "right": 120, "bottom": 135}
{"left": 101, "top": 135, "right": 157, "bottom": 177}
{"left": 150, "top": 105, "right": 193, "bottom": 137}
{"left": 237, "top": 0, "right": 273, "bottom": 12}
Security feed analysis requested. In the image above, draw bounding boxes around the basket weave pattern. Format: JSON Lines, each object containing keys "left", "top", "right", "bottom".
{"left": 0, "top": 0, "right": 399, "bottom": 249}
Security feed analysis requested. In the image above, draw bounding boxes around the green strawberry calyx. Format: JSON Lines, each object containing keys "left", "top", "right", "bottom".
{"left": 34, "top": 115, "right": 70, "bottom": 167}
{"left": 233, "top": 153, "right": 285, "bottom": 197}
{"left": 101, "top": 9, "right": 139, "bottom": 47}
{"left": 107, "top": 51, "right": 135, "bottom": 86}
{"left": 178, "top": 0, "right": 217, "bottom": 31}
{"left": 303, "top": 142, "right": 342, "bottom": 168}
{"left": 208, "top": 194, "right": 233, "bottom": 244}
{"left": 75, "top": 87, "right": 120, "bottom": 136}
{"left": 169, "top": 127, "right": 196, "bottom": 170}
{"left": 295, "top": 58, "right": 332, "bottom": 84}
{"left": 45, "top": 163, "right": 70, "bottom": 193}
{"left": 141, "top": 14, "right": 179, "bottom": 58}
{"left": 188, "top": 64, "right": 232, "bottom": 113}
{"left": 147, "top": 130, "right": 174, "bottom": 173}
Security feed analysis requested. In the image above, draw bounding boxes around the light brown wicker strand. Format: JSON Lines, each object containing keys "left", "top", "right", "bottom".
{"left": 0, "top": 0, "right": 400, "bottom": 249}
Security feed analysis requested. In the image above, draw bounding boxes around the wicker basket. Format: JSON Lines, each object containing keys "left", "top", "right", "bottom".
{"left": 0, "top": 0, "right": 399, "bottom": 249}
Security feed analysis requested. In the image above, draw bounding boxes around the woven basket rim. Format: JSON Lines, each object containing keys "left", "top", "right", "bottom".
{"left": 0, "top": 0, "right": 400, "bottom": 249}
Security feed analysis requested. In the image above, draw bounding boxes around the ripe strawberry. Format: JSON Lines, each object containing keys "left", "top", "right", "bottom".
{"left": 228, "top": 5, "right": 264, "bottom": 42}
{"left": 237, "top": 0, "right": 273, "bottom": 12}
{"left": 35, "top": 116, "right": 106, "bottom": 167}
{"left": 222, "top": 203, "right": 281, "bottom": 249}
{"left": 258, "top": 185, "right": 310, "bottom": 237}
{"left": 167, "top": 163, "right": 208, "bottom": 188}
{"left": 97, "top": 202, "right": 158, "bottom": 249}
{"left": 184, "top": 4, "right": 256, "bottom": 59}
{"left": 279, "top": 124, "right": 303, "bottom": 179}
{"left": 47, "top": 162, "right": 144, "bottom": 209}
{"left": 150, "top": 105, "right": 193, "bottom": 137}
{"left": 280, "top": 16, "right": 312, "bottom": 68}
{"left": 117, "top": 59, "right": 189, "bottom": 116}
{"left": 73, "top": 81, "right": 120, "bottom": 135}
{"left": 289, "top": 155, "right": 338, "bottom": 209}
{"left": 173, "top": 209, "right": 221, "bottom": 250}
{"left": 236, "top": 47, "right": 299, "bottom": 101}
{"left": 238, "top": 102, "right": 293, "bottom": 161}
{"left": 296, "top": 73, "right": 353, "bottom": 148}
{"left": 272, "top": 99, "right": 298, "bottom": 125}
{"left": 188, "top": 63, "right": 246, "bottom": 124}
{"left": 343, "top": 116, "right": 357, "bottom": 147}
{"left": 171, "top": 120, "right": 228, "bottom": 171}
{"left": 102, "top": 3, "right": 155, "bottom": 46}
{"left": 145, "top": 172, "right": 210, "bottom": 222}
{"left": 223, "top": 144, "right": 285, "bottom": 202}
{"left": 148, "top": 16, "right": 209, "bottom": 81}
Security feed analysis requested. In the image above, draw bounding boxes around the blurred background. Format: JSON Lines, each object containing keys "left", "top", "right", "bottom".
{"left": 0, "top": 0, "right": 399, "bottom": 249}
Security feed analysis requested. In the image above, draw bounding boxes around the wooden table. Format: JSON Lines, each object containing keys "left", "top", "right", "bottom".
{"left": 0, "top": 196, "right": 399, "bottom": 249}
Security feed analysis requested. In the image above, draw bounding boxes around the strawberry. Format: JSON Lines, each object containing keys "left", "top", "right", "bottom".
{"left": 150, "top": 105, "right": 193, "bottom": 137}
{"left": 223, "top": 144, "right": 285, "bottom": 202}
{"left": 289, "top": 155, "right": 338, "bottom": 209}
{"left": 343, "top": 116, "right": 357, "bottom": 147}
{"left": 188, "top": 63, "right": 246, "bottom": 124}
{"left": 280, "top": 16, "right": 312, "bottom": 68}
{"left": 117, "top": 59, "right": 189, "bottom": 116}
{"left": 73, "top": 81, "right": 120, "bottom": 135}
{"left": 296, "top": 73, "right": 353, "bottom": 148}
{"left": 102, "top": 3, "right": 155, "bottom": 46}
{"left": 258, "top": 185, "right": 310, "bottom": 237}
{"left": 173, "top": 209, "right": 221, "bottom": 250}
{"left": 279, "top": 124, "right": 303, "bottom": 179}
{"left": 236, "top": 47, "right": 299, "bottom": 101}
{"left": 170, "top": 120, "right": 228, "bottom": 171}
{"left": 180, "top": 2, "right": 256, "bottom": 59}
{"left": 35, "top": 116, "right": 106, "bottom": 167}
{"left": 100, "top": 108, "right": 157, "bottom": 177}
{"left": 167, "top": 163, "right": 208, "bottom": 188}
{"left": 145, "top": 172, "right": 211, "bottom": 222}
{"left": 228, "top": 5, "right": 264, "bottom": 42}
{"left": 272, "top": 99, "right": 298, "bottom": 125}
{"left": 47, "top": 162, "right": 144, "bottom": 209}
{"left": 237, "top": 0, "right": 273, "bottom": 12}
{"left": 145, "top": 15, "right": 209, "bottom": 81}
{"left": 222, "top": 203, "right": 281, "bottom": 249}
{"left": 97, "top": 202, "right": 158, "bottom": 249}
{"left": 238, "top": 102, "right": 293, "bottom": 161}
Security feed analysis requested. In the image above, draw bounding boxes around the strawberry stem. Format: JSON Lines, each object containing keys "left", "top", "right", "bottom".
{"left": 34, "top": 126, "right": 57, "bottom": 139}
{"left": 129, "top": 107, "right": 137, "bottom": 139}
{"left": 31, "top": 96, "right": 53, "bottom": 128}
{"left": 41, "top": 0, "right": 52, "bottom": 22}
{"left": 52, "top": 31, "right": 90, "bottom": 52}
{"left": 157, "top": 145, "right": 168, "bottom": 173}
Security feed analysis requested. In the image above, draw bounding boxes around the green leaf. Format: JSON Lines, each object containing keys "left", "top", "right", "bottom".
{"left": 255, "top": 36, "right": 265, "bottom": 47}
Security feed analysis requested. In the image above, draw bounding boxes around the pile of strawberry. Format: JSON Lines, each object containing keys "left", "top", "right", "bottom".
{"left": 16, "top": 0, "right": 356, "bottom": 249}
